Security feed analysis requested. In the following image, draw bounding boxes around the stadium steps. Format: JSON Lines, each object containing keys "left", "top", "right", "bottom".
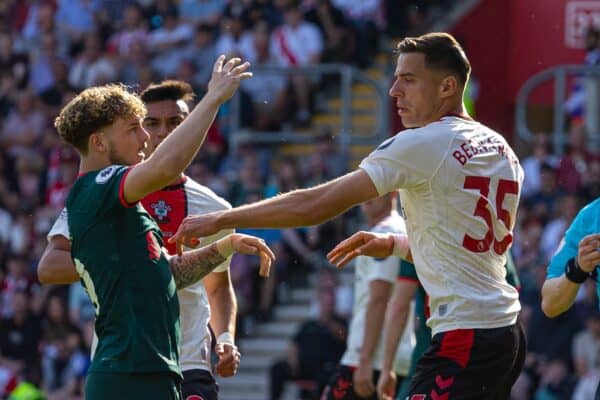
{"left": 217, "top": 288, "right": 314, "bottom": 400}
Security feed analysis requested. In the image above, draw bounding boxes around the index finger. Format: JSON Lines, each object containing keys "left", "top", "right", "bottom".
{"left": 258, "top": 251, "right": 272, "bottom": 277}
{"left": 213, "top": 54, "right": 226, "bottom": 73}
{"left": 327, "top": 235, "right": 362, "bottom": 260}
{"left": 254, "top": 240, "right": 276, "bottom": 261}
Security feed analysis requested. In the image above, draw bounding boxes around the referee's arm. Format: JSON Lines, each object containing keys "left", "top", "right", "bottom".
{"left": 542, "top": 233, "right": 600, "bottom": 317}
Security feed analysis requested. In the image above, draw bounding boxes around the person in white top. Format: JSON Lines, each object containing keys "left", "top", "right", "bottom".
{"left": 38, "top": 80, "right": 245, "bottom": 400}
{"left": 321, "top": 192, "right": 415, "bottom": 400}
{"left": 171, "top": 32, "right": 526, "bottom": 398}
{"left": 270, "top": 1, "right": 323, "bottom": 125}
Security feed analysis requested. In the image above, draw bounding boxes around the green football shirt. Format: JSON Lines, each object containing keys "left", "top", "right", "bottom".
{"left": 66, "top": 165, "right": 181, "bottom": 377}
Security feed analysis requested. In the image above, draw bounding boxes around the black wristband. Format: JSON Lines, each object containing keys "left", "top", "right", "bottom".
{"left": 565, "top": 257, "right": 590, "bottom": 284}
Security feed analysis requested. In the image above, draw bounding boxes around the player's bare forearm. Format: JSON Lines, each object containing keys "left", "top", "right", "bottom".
{"left": 205, "top": 270, "right": 237, "bottom": 337}
{"left": 360, "top": 281, "right": 392, "bottom": 363}
{"left": 124, "top": 57, "right": 252, "bottom": 203}
{"left": 38, "top": 237, "right": 79, "bottom": 284}
{"left": 541, "top": 275, "right": 580, "bottom": 318}
{"left": 381, "top": 281, "right": 417, "bottom": 372}
{"left": 218, "top": 170, "right": 377, "bottom": 229}
{"left": 170, "top": 243, "right": 227, "bottom": 290}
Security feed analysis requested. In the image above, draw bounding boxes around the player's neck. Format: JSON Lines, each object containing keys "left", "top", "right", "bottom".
{"left": 440, "top": 102, "right": 471, "bottom": 121}
{"left": 78, "top": 154, "right": 112, "bottom": 174}
{"left": 428, "top": 101, "right": 471, "bottom": 126}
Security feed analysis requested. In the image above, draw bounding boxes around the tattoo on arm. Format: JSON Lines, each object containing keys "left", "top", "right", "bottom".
{"left": 169, "top": 243, "right": 226, "bottom": 289}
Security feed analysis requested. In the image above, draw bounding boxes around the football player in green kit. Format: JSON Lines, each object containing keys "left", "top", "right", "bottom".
{"left": 49, "top": 56, "right": 275, "bottom": 400}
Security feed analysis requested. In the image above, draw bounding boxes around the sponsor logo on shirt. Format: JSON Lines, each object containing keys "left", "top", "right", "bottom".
{"left": 150, "top": 200, "right": 172, "bottom": 223}
{"left": 95, "top": 166, "right": 119, "bottom": 184}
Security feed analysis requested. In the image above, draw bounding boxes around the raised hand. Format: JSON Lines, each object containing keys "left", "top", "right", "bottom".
{"left": 229, "top": 233, "right": 275, "bottom": 277}
{"left": 327, "top": 231, "right": 394, "bottom": 268}
{"left": 577, "top": 233, "right": 600, "bottom": 272}
{"left": 206, "top": 55, "right": 252, "bottom": 104}
{"left": 169, "top": 212, "right": 223, "bottom": 256}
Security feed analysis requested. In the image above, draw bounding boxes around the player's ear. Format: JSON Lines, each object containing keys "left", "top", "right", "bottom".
{"left": 89, "top": 132, "right": 108, "bottom": 153}
{"left": 439, "top": 75, "right": 458, "bottom": 99}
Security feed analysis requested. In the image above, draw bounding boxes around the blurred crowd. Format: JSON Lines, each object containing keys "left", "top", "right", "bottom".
{"left": 0, "top": 1, "right": 597, "bottom": 400}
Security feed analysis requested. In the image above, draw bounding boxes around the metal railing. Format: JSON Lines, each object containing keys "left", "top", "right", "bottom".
{"left": 226, "top": 63, "right": 390, "bottom": 164}
{"left": 515, "top": 64, "right": 600, "bottom": 154}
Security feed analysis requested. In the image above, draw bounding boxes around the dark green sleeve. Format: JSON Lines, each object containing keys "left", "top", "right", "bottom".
{"left": 504, "top": 251, "right": 520, "bottom": 289}
{"left": 398, "top": 260, "right": 419, "bottom": 282}
{"left": 91, "top": 165, "right": 135, "bottom": 213}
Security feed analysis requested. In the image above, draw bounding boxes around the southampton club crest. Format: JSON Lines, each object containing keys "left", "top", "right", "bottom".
{"left": 151, "top": 200, "right": 172, "bottom": 223}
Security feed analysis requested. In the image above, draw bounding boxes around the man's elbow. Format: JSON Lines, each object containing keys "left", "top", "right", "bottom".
{"left": 37, "top": 260, "right": 52, "bottom": 284}
{"left": 541, "top": 297, "right": 564, "bottom": 318}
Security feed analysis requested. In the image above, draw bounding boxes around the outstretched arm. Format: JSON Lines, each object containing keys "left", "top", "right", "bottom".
{"left": 542, "top": 233, "right": 600, "bottom": 318}
{"left": 123, "top": 56, "right": 252, "bottom": 204}
{"left": 327, "top": 231, "right": 411, "bottom": 268}
{"left": 170, "top": 233, "right": 274, "bottom": 290}
{"left": 171, "top": 169, "right": 379, "bottom": 254}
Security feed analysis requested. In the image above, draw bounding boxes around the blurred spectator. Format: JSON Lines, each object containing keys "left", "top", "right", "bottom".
{"left": 107, "top": 3, "right": 148, "bottom": 58}
{"left": 118, "top": 39, "right": 151, "bottom": 88}
{"left": 29, "top": 33, "right": 63, "bottom": 95}
{"left": 304, "top": 0, "right": 352, "bottom": 63}
{"left": 525, "top": 163, "right": 562, "bottom": 225}
{"left": 521, "top": 133, "right": 559, "bottom": 199}
{"left": 148, "top": 7, "right": 194, "bottom": 77}
{"left": 68, "top": 32, "right": 117, "bottom": 89}
{"left": 581, "top": 157, "right": 600, "bottom": 202}
{"left": 330, "top": 0, "right": 381, "bottom": 68}
{"left": 240, "top": 21, "right": 288, "bottom": 130}
{"left": 1, "top": 256, "right": 38, "bottom": 318}
{"left": 215, "top": 8, "right": 253, "bottom": 59}
{"left": 55, "top": 0, "right": 101, "bottom": 54}
{"left": 301, "top": 129, "right": 346, "bottom": 183}
{"left": 0, "top": 90, "right": 47, "bottom": 158}
{"left": 573, "top": 311, "right": 600, "bottom": 379}
{"left": 0, "top": 30, "right": 30, "bottom": 90}
{"left": 178, "top": 0, "right": 226, "bottom": 26}
{"left": 41, "top": 330, "right": 87, "bottom": 400}
{"left": 45, "top": 147, "right": 78, "bottom": 210}
{"left": 533, "top": 359, "right": 576, "bottom": 400}
{"left": 539, "top": 194, "right": 579, "bottom": 263}
{"left": 21, "top": 2, "right": 60, "bottom": 56}
{"left": 271, "top": 1, "right": 323, "bottom": 125}
{"left": 0, "top": 290, "right": 42, "bottom": 376}
{"left": 557, "top": 124, "right": 599, "bottom": 194}
{"left": 269, "top": 287, "right": 346, "bottom": 400}
{"left": 181, "top": 24, "right": 217, "bottom": 91}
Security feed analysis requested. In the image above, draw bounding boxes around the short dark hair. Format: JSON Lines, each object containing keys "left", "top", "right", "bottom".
{"left": 140, "top": 80, "right": 196, "bottom": 104}
{"left": 396, "top": 32, "right": 471, "bottom": 85}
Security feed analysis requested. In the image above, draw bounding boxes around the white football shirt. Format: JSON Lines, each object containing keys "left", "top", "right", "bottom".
{"left": 340, "top": 210, "right": 415, "bottom": 375}
{"left": 47, "top": 176, "right": 233, "bottom": 373}
{"left": 359, "top": 116, "right": 523, "bottom": 336}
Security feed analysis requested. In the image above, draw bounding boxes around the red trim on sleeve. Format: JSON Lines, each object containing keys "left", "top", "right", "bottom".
{"left": 118, "top": 167, "right": 136, "bottom": 208}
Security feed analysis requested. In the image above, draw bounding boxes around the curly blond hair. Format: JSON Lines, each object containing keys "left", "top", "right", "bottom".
{"left": 54, "top": 84, "right": 146, "bottom": 154}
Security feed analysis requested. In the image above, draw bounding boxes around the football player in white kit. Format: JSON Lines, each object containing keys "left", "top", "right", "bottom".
{"left": 38, "top": 80, "right": 242, "bottom": 400}
{"left": 321, "top": 192, "right": 415, "bottom": 400}
{"left": 171, "top": 32, "right": 526, "bottom": 398}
